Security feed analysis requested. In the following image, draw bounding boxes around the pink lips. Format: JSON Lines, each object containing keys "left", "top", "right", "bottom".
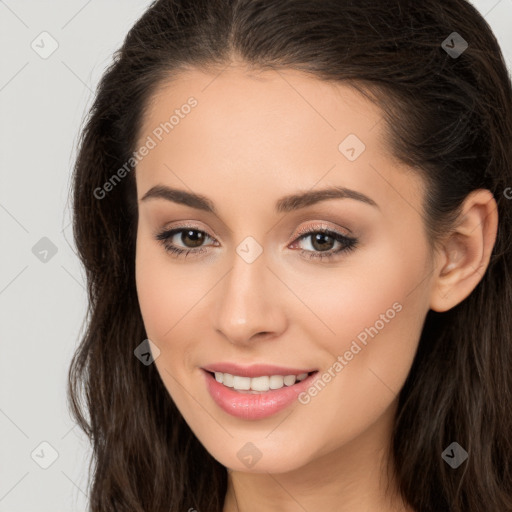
{"left": 201, "top": 363, "right": 318, "bottom": 420}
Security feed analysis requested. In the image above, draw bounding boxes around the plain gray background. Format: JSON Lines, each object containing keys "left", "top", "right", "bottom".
{"left": 1, "top": 1, "right": 511, "bottom": 510}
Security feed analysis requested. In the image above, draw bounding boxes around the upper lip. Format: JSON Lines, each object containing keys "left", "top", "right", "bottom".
{"left": 201, "top": 362, "right": 317, "bottom": 378}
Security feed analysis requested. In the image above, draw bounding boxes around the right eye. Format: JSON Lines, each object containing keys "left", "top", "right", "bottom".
{"left": 155, "top": 226, "right": 218, "bottom": 258}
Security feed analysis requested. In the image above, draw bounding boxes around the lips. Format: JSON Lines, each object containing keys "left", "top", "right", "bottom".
{"left": 201, "top": 363, "right": 320, "bottom": 420}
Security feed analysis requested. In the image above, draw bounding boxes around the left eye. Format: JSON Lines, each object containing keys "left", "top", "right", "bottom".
{"left": 290, "top": 228, "right": 358, "bottom": 260}
{"left": 155, "top": 226, "right": 358, "bottom": 261}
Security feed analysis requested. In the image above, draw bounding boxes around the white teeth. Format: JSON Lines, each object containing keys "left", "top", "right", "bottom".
{"left": 233, "top": 376, "right": 251, "bottom": 390}
{"left": 211, "top": 371, "right": 311, "bottom": 392}
{"left": 251, "top": 376, "right": 270, "bottom": 391}
{"left": 283, "top": 375, "right": 297, "bottom": 386}
{"left": 223, "top": 373, "right": 234, "bottom": 387}
{"left": 269, "top": 375, "right": 284, "bottom": 389}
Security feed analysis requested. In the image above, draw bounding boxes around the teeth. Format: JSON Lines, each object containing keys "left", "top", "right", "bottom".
{"left": 251, "top": 376, "right": 270, "bottom": 391}
{"left": 222, "top": 373, "right": 234, "bottom": 387}
{"left": 269, "top": 375, "right": 284, "bottom": 389}
{"left": 283, "top": 375, "right": 297, "bottom": 386}
{"left": 233, "top": 376, "right": 251, "bottom": 390}
{"left": 213, "top": 371, "right": 310, "bottom": 392}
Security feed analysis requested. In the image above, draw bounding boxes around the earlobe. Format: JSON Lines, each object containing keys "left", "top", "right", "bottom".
{"left": 429, "top": 189, "right": 498, "bottom": 313}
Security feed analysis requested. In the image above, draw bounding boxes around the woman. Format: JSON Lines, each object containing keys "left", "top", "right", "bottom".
{"left": 68, "top": 1, "right": 512, "bottom": 510}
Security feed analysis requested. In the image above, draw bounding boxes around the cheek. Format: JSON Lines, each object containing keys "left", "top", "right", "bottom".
{"left": 284, "top": 276, "right": 429, "bottom": 462}
{"left": 135, "top": 247, "right": 193, "bottom": 402}
{"left": 135, "top": 253, "right": 168, "bottom": 337}
{"left": 135, "top": 232, "right": 202, "bottom": 339}
{"left": 135, "top": 235, "right": 213, "bottom": 389}
{"left": 298, "top": 230, "right": 431, "bottom": 404}
{"left": 135, "top": 232, "right": 183, "bottom": 344}
{"left": 301, "top": 231, "right": 429, "bottom": 337}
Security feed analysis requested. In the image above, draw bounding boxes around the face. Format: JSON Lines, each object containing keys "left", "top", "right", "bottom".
{"left": 134, "top": 65, "right": 434, "bottom": 474}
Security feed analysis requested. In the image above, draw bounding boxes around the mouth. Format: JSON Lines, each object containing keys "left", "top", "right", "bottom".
{"left": 203, "top": 370, "right": 318, "bottom": 394}
{"left": 201, "top": 368, "right": 320, "bottom": 420}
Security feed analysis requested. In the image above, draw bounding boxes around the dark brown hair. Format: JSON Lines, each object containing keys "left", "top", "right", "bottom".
{"left": 68, "top": 1, "right": 512, "bottom": 510}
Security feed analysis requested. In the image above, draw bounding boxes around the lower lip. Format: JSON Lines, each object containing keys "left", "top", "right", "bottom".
{"left": 202, "top": 369, "right": 318, "bottom": 420}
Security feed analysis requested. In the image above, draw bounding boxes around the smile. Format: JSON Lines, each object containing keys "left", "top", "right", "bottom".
{"left": 201, "top": 367, "right": 319, "bottom": 420}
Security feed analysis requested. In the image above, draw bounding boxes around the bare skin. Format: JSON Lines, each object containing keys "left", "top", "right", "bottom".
{"left": 133, "top": 63, "right": 498, "bottom": 512}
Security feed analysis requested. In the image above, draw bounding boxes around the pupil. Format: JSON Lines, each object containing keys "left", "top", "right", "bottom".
{"left": 183, "top": 230, "right": 204, "bottom": 248}
{"left": 312, "top": 233, "right": 333, "bottom": 251}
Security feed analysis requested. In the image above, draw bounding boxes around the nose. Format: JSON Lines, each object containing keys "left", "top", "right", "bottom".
{"left": 213, "top": 249, "right": 287, "bottom": 346}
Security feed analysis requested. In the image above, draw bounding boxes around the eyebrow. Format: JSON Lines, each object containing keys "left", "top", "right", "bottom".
{"left": 140, "top": 184, "right": 379, "bottom": 213}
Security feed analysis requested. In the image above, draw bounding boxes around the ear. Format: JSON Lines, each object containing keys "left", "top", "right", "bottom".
{"left": 429, "top": 189, "right": 498, "bottom": 312}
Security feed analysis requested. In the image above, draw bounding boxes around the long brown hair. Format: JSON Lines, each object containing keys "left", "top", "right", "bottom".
{"left": 68, "top": 1, "right": 512, "bottom": 510}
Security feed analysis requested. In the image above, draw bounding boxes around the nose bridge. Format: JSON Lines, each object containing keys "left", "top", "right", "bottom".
{"left": 213, "top": 240, "right": 285, "bottom": 344}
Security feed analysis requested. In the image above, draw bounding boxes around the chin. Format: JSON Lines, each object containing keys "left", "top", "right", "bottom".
{"left": 204, "top": 439, "right": 315, "bottom": 474}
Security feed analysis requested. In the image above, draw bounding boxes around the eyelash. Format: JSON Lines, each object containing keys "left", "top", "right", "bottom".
{"left": 154, "top": 224, "right": 358, "bottom": 261}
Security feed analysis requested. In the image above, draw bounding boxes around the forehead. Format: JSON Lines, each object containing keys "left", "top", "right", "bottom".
{"left": 135, "top": 65, "right": 423, "bottom": 220}
{"left": 138, "top": 65, "right": 385, "bottom": 152}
